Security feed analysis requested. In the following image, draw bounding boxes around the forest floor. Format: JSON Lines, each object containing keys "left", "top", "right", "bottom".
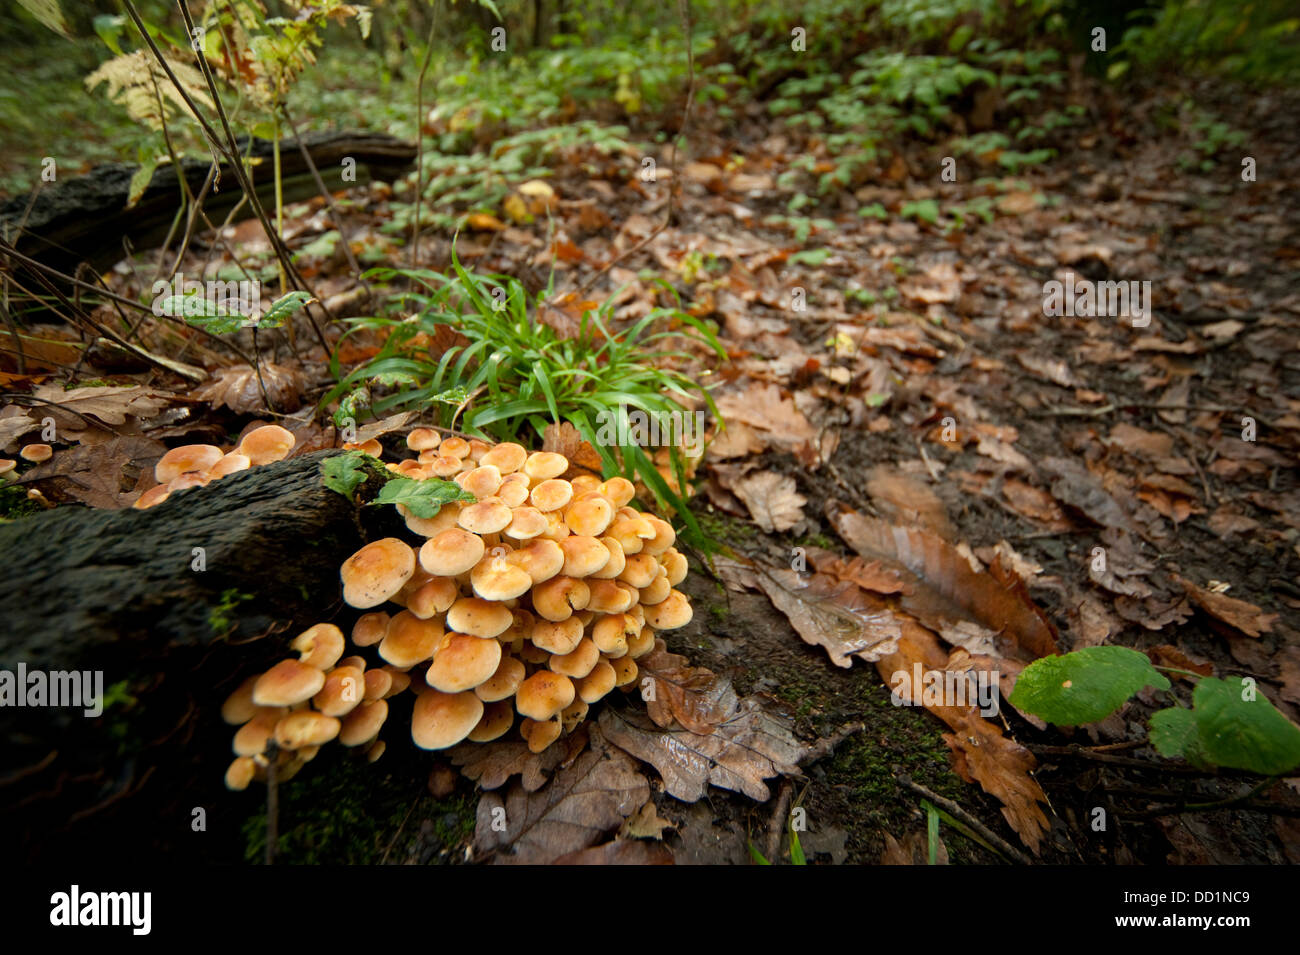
{"left": 4, "top": 46, "right": 1300, "bottom": 864}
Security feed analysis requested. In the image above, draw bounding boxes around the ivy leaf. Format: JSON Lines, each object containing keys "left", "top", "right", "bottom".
{"left": 1182, "top": 677, "right": 1300, "bottom": 775}
{"left": 257, "top": 290, "right": 315, "bottom": 329}
{"left": 1008, "top": 646, "right": 1171, "bottom": 726}
{"left": 321, "top": 452, "right": 373, "bottom": 501}
{"left": 371, "top": 477, "right": 475, "bottom": 518}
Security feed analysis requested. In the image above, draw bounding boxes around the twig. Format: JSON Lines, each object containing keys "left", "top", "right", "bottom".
{"left": 895, "top": 774, "right": 1033, "bottom": 865}
{"left": 411, "top": 10, "right": 441, "bottom": 267}
{"left": 764, "top": 779, "right": 793, "bottom": 863}
{"left": 264, "top": 743, "right": 279, "bottom": 865}
{"left": 800, "top": 721, "right": 866, "bottom": 764}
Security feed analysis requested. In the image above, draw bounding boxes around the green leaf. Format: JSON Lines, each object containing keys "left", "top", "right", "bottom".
{"left": 1185, "top": 677, "right": 1300, "bottom": 775}
{"left": 127, "top": 158, "right": 160, "bottom": 208}
{"left": 258, "top": 291, "right": 315, "bottom": 329}
{"left": 1149, "top": 707, "right": 1201, "bottom": 762}
{"left": 321, "top": 452, "right": 371, "bottom": 501}
{"left": 900, "top": 199, "right": 940, "bottom": 225}
{"left": 371, "top": 477, "right": 475, "bottom": 519}
{"left": 789, "top": 248, "right": 830, "bottom": 267}
{"left": 18, "top": 0, "right": 70, "bottom": 37}
{"left": 153, "top": 295, "right": 247, "bottom": 334}
{"left": 789, "top": 826, "right": 807, "bottom": 866}
{"left": 746, "top": 841, "right": 771, "bottom": 866}
{"left": 1008, "top": 646, "right": 1171, "bottom": 726}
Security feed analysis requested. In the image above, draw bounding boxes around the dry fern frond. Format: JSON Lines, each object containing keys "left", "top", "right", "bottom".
{"left": 85, "top": 51, "right": 215, "bottom": 129}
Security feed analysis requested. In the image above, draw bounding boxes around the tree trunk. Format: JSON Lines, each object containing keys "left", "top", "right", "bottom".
{"left": 0, "top": 450, "right": 397, "bottom": 863}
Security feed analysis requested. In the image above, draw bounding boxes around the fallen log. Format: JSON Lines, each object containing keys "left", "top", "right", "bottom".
{"left": 0, "top": 449, "right": 399, "bottom": 863}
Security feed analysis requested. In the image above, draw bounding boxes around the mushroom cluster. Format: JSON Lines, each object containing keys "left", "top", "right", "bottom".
{"left": 220, "top": 434, "right": 695, "bottom": 789}
{"left": 135, "top": 424, "right": 296, "bottom": 510}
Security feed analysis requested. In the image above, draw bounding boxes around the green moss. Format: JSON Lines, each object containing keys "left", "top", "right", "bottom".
{"left": 209, "top": 589, "right": 254, "bottom": 636}
{"left": 241, "top": 753, "right": 476, "bottom": 864}
{"left": 692, "top": 508, "right": 757, "bottom": 549}
{"left": 0, "top": 484, "right": 39, "bottom": 521}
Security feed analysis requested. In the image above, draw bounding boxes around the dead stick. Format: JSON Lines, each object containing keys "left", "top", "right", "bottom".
{"left": 895, "top": 774, "right": 1033, "bottom": 866}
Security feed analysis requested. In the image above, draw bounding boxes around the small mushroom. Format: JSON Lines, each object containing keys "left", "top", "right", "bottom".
{"left": 341, "top": 538, "right": 416, "bottom": 608}
{"left": 253, "top": 659, "right": 326, "bottom": 706}
{"left": 411, "top": 689, "right": 483, "bottom": 750}
{"left": 238, "top": 424, "right": 295, "bottom": 466}
{"left": 515, "top": 671, "right": 575, "bottom": 721}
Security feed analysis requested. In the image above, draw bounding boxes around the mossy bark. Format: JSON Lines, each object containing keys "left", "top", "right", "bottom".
{"left": 0, "top": 450, "right": 394, "bottom": 863}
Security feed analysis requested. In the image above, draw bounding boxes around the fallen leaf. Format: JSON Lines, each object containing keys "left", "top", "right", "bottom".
{"left": 866, "top": 466, "right": 953, "bottom": 538}
{"left": 1175, "top": 575, "right": 1277, "bottom": 638}
{"left": 731, "top": 470, "right": 806, "bottom": 532}
{"left": 714, "top": 382, "right": 815, "bottom": 446}
{"left": 191, "top": 363, "right": 304, "bottom": 414}
{"left": 473, "top": 728, "right": 650, "bottom": 864}
{"left": 448, "top": 739, "right": 567, "bottom": 792}
{"left": 20, "top": 436, "right": 166, "bottom": 508}
{"left": 599, "top": 698, "right": 806, "bottom": 803}
{"left": 1040, "top": 456, "right": 1129, "bottom": 528}
{"left": 637, "top": 640, "right": 734, "bottom": 734}
{"left": 805, "top": 547, "right": 910, "bottom": 595}
{"left": 619, "top": 800, "right": 675, "bottom": 840}
{"left": 542, "top": 421, "right": 604, "bottom": 477}
{"left": 739, "top": 561, "right": 903, "bottom": 667}
{"left": 828, "top": 503, "right": 1059, "bottom": 662}
{"left": 706, "top": 421, "right": 767, "bottom": 459}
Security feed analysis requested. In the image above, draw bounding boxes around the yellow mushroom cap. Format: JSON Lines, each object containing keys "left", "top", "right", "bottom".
{"left": 419, "top": 527, "right": 485, "bottom": 577}
{"left": 515, "top": 671, "right": 576, "bottom": 721}
{"left": 504, "top": 505, "right": 548, "bottom": 540}
{"left": 520, "top": 716, "right": 562, "bottom": 753}
{"left": 238, "top": 425, "right": 296, "bottom": 466}
{"left": 155, "top": 444, "right": 223, "bottom": 483}
{"left": 577, "top": 659, "right": 618, "bottom": 703}
{"left": 598, "top": 477, "right": 636, "bottom": 507}
{"left": 291, "top": 623, "right": 346, "bottom": 670}
{"left": 167, "top": 471, "right": 211, "bottom": 492}
{"left": 406, "top": 427, "right": 441, "bottom": 451}
{"left": 339, "top": 699, "right": 389, "bottom": 746}
{"left": 523, "top": 451, "right": 569, "bottom": 482}
{"left": 530, "top": 617, "right": 585, "bottom": 655}
{"left": 427, "top": 632, "right": 502, "bottom": 693}
{"left": 457, "top": 500, "right": 513, "bottom": 535}
{"left": 446, "top": 597, "right": 514, "bottom": 638}
{"left": 587, "top": 579, "right": 637, "bottom": 614}
{"left": 640, "top": 571, "right": 672, "bottom": 606}
{"left": 225, "top": 756, "right": 257, "bottom": 791}
{"left": 403, "top": 501, "right": 463, "bottom": 537}
{"left": 133, "top": 484, "right": 171, "bottom": 510}
{"left": 589, "top": 536, "right": 627, "bottom": 579}
{"left": 439, "top": 436, "right": 471, "bottom": 458}
{"left": 341, "top": 538, "right": 416, "bottom": 608}
{"left": 530, "top": 478, "right": 573, "bottom": 512}
{"left": 412, "top": 689, "right": 483, "bottom": 749}
{"left": 559, "top": 536, "right": 611, "bottom": 577}
{"left": 352, "top": 611, "right": 391, "bottom": 648}
{"left": 642, "top": 516, "right": 676, "bottom": 555}
{"left": 627, "top": 625, "right": 657, "bottom": 658}
{"left": 460, "top": 464, "right": 503, "bottom": 499}
{"left": 364, "top": 669, "right": 393, "bottom": 702}
{"left": 643, "top": 588, "right": 691, "bottom": 629}
{"left": 407, "top": 577, "right": 460, "bottom": 619}
{"left": 661, "top": 549, "right": 688, "bottom": 586}
{"left": 591, "top": 613, "right": 638, "bottom": 656}
{"left": 221, "top": 674, "right": 262, "bottom": 725}
{"left": 610, "top": 655, "right": 639, "bottom": 687}
{"left": 470, "top": 549, "right": 533, "bottom": 601}
{"left": 274, "top": 711, "right": 341, "bottom": 749}
{"left": 531, "top": 576, "right": 590, "bottom": 621}
{"left": 565, "top": 496, "right": 614, "bottom": 537}
{"left": 607, "top": 516, "right": 655, "bottom": 555}
{"left": 474, "top": 655, "right": 526, "bottom": 702}
{"left": 496, "top": 473, "right": 531, "bottom": 507}
{"left": 209, "top": 452, "right": 251, "bottom": 478}
{"left": 233, "top": 709, "right": 285, "bottom": 756}
{"left": 504, "top": 537, "right": 564, "bottom": 585}
{"left": 20, "top": 443, "right": 53, "bottom": 463}
{"left": 469, "top": 700, "right": 515, "bottom": 742}
{"left": 549, "top": 638, "right": 600, "bottom": 679}
{"left": 343, "top": 437, "right": 383, "bottom": 456}
{"left": 253, "top": 659, "right": 325, "bottom": 706}
{"left": 618, "top": 553, "right": 660, "bottom": 589}
{"left": 312, "top": 665, "right": 366, "bottom": 717}
{"left": 571, "top": 475, "right": 602, "bottom": 496}
{"left": 427, "top": 455, "right": 464, "bottom": 478}
{"left": 378, "top": 611, "right": 444, "bottom": 668}
{"left": 479, "top": 442, "right": 527, "bottom": 474}
{"left": 561, "top": 698, "right": 590, "bottom": 733}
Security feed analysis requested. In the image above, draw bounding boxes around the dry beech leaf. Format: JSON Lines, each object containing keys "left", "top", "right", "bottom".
{"left": 714, "top": 382, "right": 815, "bottom": 446}
{"left": 542, "top": 421, "right": 604, "bottom": 477}
{"left": 740, "top": 562, "right": 903, "bottom": 667}
{"left": 552, "top": 840, "right": 674, "bottom": 864}
{"left": 804, "top": 547, "right": 910, "bottom": 595}
{"left": 355, "top": 412, "right": 414, "bottom": 443}
{"left": 1040, "top": 456, "right": 1129, "bottom": 529}
{"left": 732, "top": 470, "right": 806, "bottom": 532}
{"left": 473, "top": 728, "right": 649, "bottom": 864}
{"left": 828, "top": 502, "right": 1058, "bottom": 663}
{"left": 20, "top": 436, "right": 166, "bottom": 509}
{"left": 619, "top": 800, "right": 675, "bottom": 841}
{"left": 866, "top": 466, "right": 953, "bottom": 538}
{"left": 1174, "top": 575, "right": 1278, "bottom": 638}
{"left": 706, "top": 421, "right": 767, "bottom": 459}
{"left": 875, "top": 617, "right": 1050, "bottom": 853}
{"left": 638, "top": 640, "right": 734, "bottom": 734}
{"left": 32, "top": 383, "right": 169, "bottom": 428}
{"left": 191, "top": 362, "right": 304, "bottom": 414}
{"left": 599, "top": 698, "right": 805, "bottom": 803}
{"left": 448, "top": 739, "right": 568, "bottom": 792}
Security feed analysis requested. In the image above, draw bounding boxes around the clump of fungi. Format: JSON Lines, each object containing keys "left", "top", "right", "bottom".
{"left": 135, "top": 424, "right": 296, "bottom": 510}
{"left": 222, "top": 434, "right": 694, "bottom": 789}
